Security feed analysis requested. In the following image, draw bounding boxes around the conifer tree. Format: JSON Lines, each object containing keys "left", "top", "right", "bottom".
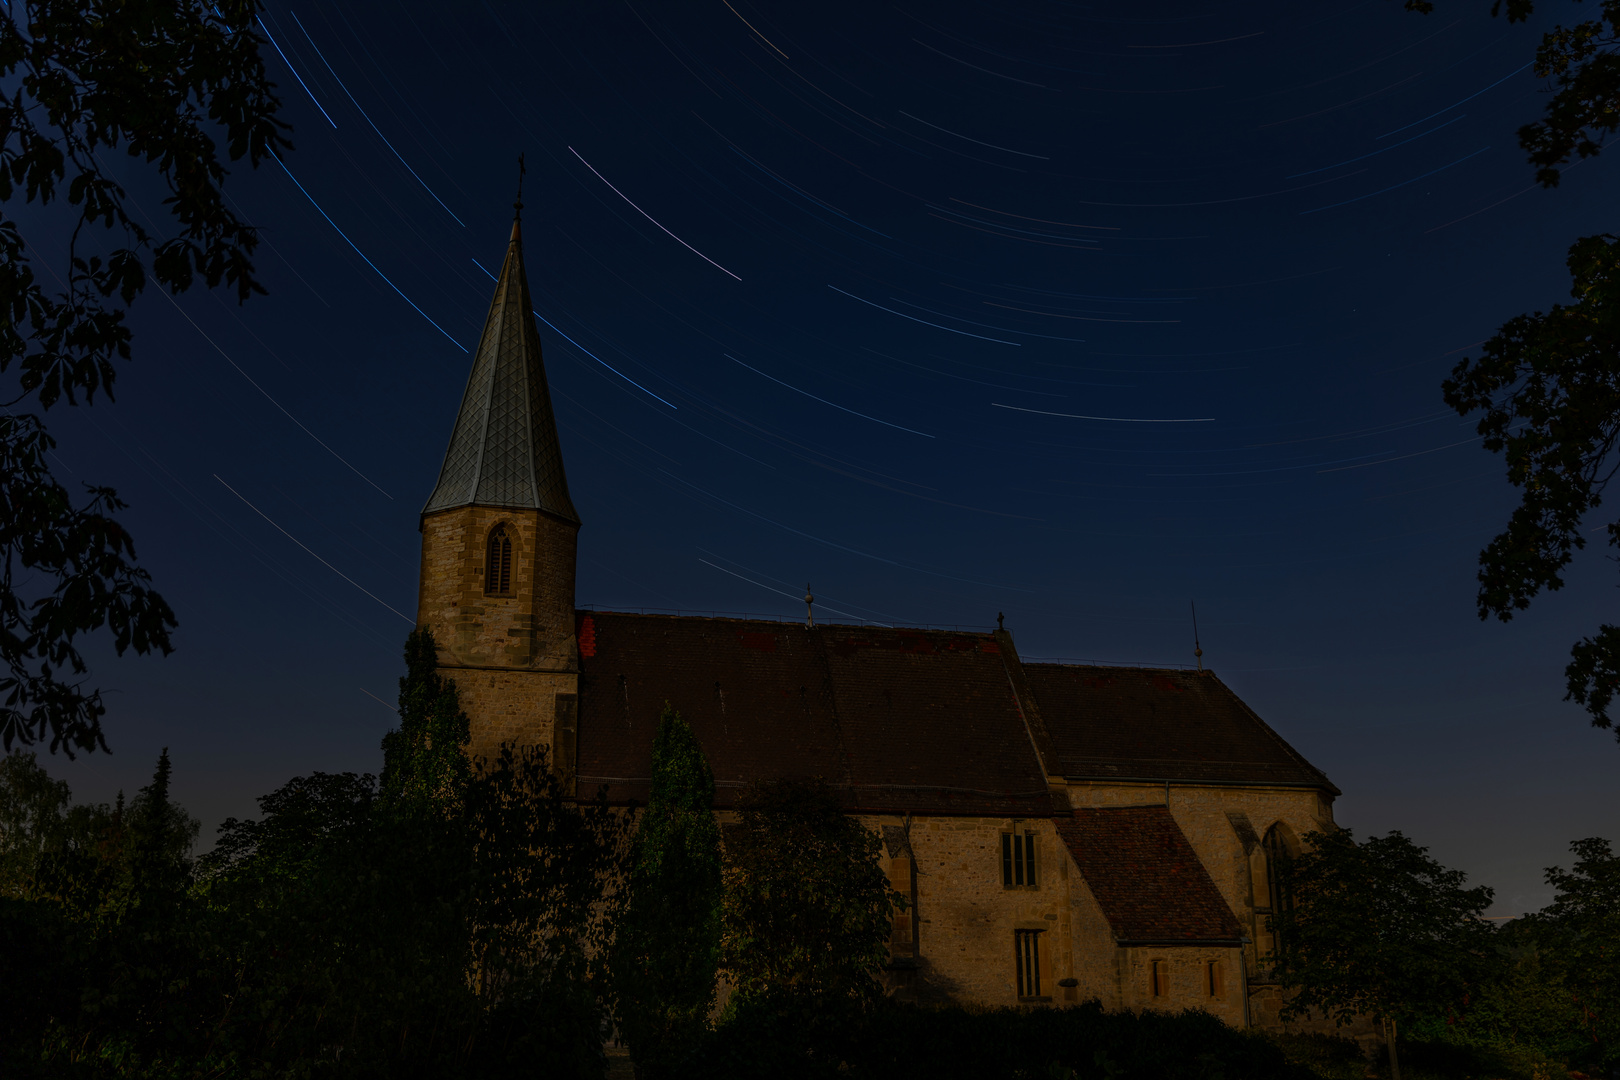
{"left": 612, "top": 704, "right": 723, "bottom": 1078}
{"left": 380, "top": 628, "right": 471, "bottom": 808}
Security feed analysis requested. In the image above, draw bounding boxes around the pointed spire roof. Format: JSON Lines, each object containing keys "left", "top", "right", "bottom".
{"left": 423, "top": 213, "right": 579, "bottom": 523}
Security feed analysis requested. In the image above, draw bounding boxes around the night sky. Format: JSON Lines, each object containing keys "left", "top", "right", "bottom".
{"left": 18, "top": 0, "right": 1619, "bottom": 917}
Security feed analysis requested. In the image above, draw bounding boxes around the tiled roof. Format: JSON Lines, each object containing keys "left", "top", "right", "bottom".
{"left": 1023, "top": 664, "right": 1337, "bottom": 794}
{"left": 423, "top": 216, "right": 578, "bottom": 522}
{"left": 573, "top": 612, "right": 1052, "bottom": 814}
{"left": 1056, "top": 806, "right": 1244, "bottom": 944}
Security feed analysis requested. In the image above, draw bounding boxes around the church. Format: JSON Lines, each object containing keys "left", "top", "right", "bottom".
{"left": 414, "top": 210, "right": 1341, "bottom": 1029}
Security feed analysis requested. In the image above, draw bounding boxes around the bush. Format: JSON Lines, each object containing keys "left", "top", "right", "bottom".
{"left": 684, "top": 998, "right": 1312, "bottom": 1080}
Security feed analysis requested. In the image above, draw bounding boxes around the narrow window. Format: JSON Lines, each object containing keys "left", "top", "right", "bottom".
{"left": 485, "top": 526, "right": 512, "bottom": 595}
{"left": 1002, "top": 828, "right": 1038, "bottom": 888}
{"left": 1207, "top": 959, "right": 1224, "bottom": 998}
{"left": 1015, "top": 930, "right": 1043, "bottom": 998}
{"left": 1262, "top": 824, "right": 1297, "bottom": 953}
{"left": 1151, "top": 959, "right": 1170, "bottom": 999}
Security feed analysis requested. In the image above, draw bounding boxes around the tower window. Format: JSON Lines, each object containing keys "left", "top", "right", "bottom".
{"left": 485, "top": 525, "right": 513, "bottom": 595}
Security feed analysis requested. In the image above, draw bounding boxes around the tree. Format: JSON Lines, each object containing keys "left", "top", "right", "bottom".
{"left": 1517, "top": 837, "right": 1620, "bottom": 1070}
{"left": 1, "top": 0, "right": 290, "bottom": 756}
{"left": 719, "top": 778, "right": 904, "bottom": 1011}
{"left": 0, "top": 749, "right": 71, "bottom": 892}
{"left": 195, "top": 630, "right": 626, "bottom": 1078}
{"left": 611, "top": 704, "right": 724, "bottom": 1079}
{"left": 1268, "top": 827, "right": 1499, "bottom": 1080}
{"left": 380, "top": 628, "right": 472, "bottom": 807}
{"left": 1421, "top": 0, "right": 1620, "bottom": 737}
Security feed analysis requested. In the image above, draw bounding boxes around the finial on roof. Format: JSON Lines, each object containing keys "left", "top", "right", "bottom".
{"left": 805, "top": 584, "right": 815, "bottom": 628}
{"left": 1191, "top": 600, "right": 1204, "bottom": 672}
{"left": 997, "top": 612, "right": 1005, "bottom": 630}
{"left": 514, "top": 152, "right": 526, "bottom": 216}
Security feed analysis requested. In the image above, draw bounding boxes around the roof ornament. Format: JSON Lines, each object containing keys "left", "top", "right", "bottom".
{"left": 997, "top": 611, "right": 1005, "bottom": 631}
{"left": 1191, "top": 600, "right": 1204, "bottom": 672}
{"left": 805, "top": 584, "right": 815, "bottom": 628}
{"left": 514, "top": 152, "right": 526, "bottom": 216}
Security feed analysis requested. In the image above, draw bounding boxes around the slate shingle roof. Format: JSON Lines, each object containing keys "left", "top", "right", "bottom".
{"left": 423, "top": 217, "right": 578, "bottom": 521}
{"left": 572, "top": 614, "right": 1335, "bottom": 812}
{"left": 1024, "top": 664, "right": 1338, "bottom": 794}
{"left": 573, "top": 612, "right": 1051, "bottom": 814}
{"left": 1056, "top": 806, "right": 1244, "bottom": 944}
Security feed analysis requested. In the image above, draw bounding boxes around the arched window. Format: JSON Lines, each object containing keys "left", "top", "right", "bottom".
{"left": 1261, "top": 823, "right": 1299, "bottom": 946}
{"left": 485, "top": 525, "right": 513, "bottom": 595}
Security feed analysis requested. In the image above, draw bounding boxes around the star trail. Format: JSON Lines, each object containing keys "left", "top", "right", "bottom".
{"left": 34, "top": 0, "right": 1618, "bottom": 919}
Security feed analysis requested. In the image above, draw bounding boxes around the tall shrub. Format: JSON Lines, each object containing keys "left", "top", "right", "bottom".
{"left": 720, "top": 777, "right": 902, "bottom": 1008}
{"left": 380, "top": 627, "right": 470, "bottom": 808}
{"left": 612, "top": 704, "right": 723, "bottom": 1077}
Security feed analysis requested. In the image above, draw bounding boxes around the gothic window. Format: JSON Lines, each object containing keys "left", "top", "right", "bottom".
{"left": 1014, "top": 929, "right": 1044, "bottom": 999}
{"left": 485, "top": 525, "right": 513, "bottom": 595}
{"left": 1260, "top": 823, "right": 1299, "bottom": 952}
{"left": 1150, "top": 959, "right": 1170, "bottom": 999}
{"left": 1001, "top": 826, "right": 1038, "bottom": 888}
{"left": 1206, "top": 959, "right": 1225, "bottom": 998}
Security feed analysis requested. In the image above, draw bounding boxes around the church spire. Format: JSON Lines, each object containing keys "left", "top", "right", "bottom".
{"left": 423, "top": 208, "right": 579, "bottom": 523}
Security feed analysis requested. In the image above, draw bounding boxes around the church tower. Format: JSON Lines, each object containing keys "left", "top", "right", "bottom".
{"left": 418, "top": 207, "right": 580, "bottom": 777}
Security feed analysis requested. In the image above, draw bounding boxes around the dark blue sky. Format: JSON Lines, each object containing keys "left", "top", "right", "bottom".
{"left": 19, "top": 0, "right": 1618, "bottom": 916}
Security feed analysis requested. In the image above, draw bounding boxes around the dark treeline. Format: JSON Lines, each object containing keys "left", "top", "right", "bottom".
{"left": 1, "top": 630, "right": 1616, "bottom": 1080}
{"left": 0, "top": 629, "right": 624, "bottom": 1078}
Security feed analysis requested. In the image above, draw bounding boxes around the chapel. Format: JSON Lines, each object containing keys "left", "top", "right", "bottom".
{"left": 415, "top": 210, "right": 1342, "bottom": 1029}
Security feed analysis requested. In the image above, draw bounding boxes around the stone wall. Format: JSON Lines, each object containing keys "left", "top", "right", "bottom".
{"left": 418, "top": 504, "right": 580, "bottom": 772}
{"left": 855, "top": 779, "right": 1339, "bottom": 1029}
{"left": 417, "top": 505, "right": 579, "bottom": 673}
{"left": 447, "top": 667, "right": 579, "bottom": 769}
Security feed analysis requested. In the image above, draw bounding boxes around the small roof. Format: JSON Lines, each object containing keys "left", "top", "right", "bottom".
{"left": 423, "top": 216, "right": 579, "bottom": 522}
{"left": 1024, "top": 664, "right": 1338, "bottom": 793}
{"left": 1056, "top": 806, "right": 1244, "bottom": 944}
{"left": 573, "top": 612, "right": 1052, "bottom": 815}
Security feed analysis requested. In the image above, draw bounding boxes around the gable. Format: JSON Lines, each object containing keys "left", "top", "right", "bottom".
{"left": 1024, "top": 664, "right": 1337, "bottom": 793}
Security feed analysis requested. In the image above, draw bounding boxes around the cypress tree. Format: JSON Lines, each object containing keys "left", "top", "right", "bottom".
{"left": 613, "top": 704, "right": 723, "bottom": 1078}
{"left": 380, "top": 628, "right": 471, "bottom": 807}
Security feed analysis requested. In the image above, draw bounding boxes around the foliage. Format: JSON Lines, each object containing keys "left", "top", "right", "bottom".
{"left": 707, "top": 777, "right": 906, "bottom": 1077}
{"left": 380, "top": 627, "right": 472, "bottom": 806}
{"left": 1442, "top": 235, "right": 1620, "bottom": 736}
{"left": 0, "top": 416, "right": 178, "bottom": 756}
{"left": 0, "top": 747, "right": 204, "bottom": 1079}
{"left": 1516, "top": 837, "right": 1620, "bottom": 1069}
{"left": 0, "top": 629, "right": 629, "bottom": 1079}
{"left": 0, "top": 0, "right": 290, "bottom": 756}
{"left": 0, "top": 747, "right": 71, "bottom": 889}
{"left": 1401, "top": 0, "right": 1619, "bottom": 189}
{"left": 1512, "top": 0, "right": 1620, "bottom": 188}
{"left": 687, "top": 998, "right": 1310, "bottom": 1080}
{"left": 720, "top": 777, "right": 903, "bottom": 1009}
{"left": 1412, "top": 0, "right": 1620, "bottom": 738}
{"left": 1267, "top": 828, "right": 1499, "bottom": 1031}
{"left": 612, "top": 703, "right": 723, "bottom": 1077}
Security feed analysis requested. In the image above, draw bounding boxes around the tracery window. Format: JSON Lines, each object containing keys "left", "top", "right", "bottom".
{"left": 485, "top": 525, "right": 513, "bottom": 595}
